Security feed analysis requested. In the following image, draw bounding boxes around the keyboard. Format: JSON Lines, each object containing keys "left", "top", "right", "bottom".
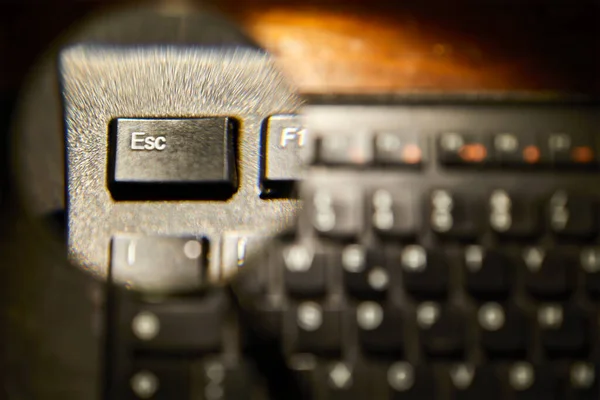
{"left": 58, "top": 42, "right": 600, "bottom": 400}
{"left": 101, "top": 100, "right": 600, "bottom": 400}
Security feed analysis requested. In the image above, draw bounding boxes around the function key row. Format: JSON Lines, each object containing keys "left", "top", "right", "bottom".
{"left": 261, "top": 115, "right": 600, "bottom": 196}
{"left": 438, "top": 131, "right": 596, "bottom": 167}
{"left": 305, "top": 188, "right": 598, "bottom": 240}
{"left": 274, "top": 117, "right": 597, "bottom": 168}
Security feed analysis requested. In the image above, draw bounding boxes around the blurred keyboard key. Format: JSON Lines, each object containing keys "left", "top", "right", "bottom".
{"left": 374, "top": 132, "right": 425, "bottom": 166}
{"left": 401, "top": 246, "right": 449, "bottom": 298}
{"left": 282, "top": 243, "right": 328, "bottom": 298}
{"left": 581, "top": 247, "right": 600, "bottom": 298}
{"left": 507, "top": 363, "right": 561, "bottom": 400}
{"left": 493, "top": 132, "right": 548, "bottom": 166}
{"left": 416, "top": 302, "right": 466, "bottom": 357}
{"left": 370, "top": 188, "right": 418, "bottom": 238}
{"left": 308, "top": 186, "right": 364, "bottom": 238}
{"left": 464, "top": 246, "right": 513, "bottom": 299}
{"left": 111, "top": 234, "right": 207, "bottom": 292}
{"left": 544, "top": 132, "right": 597, "bottom": 168}
{"left": 523, "top": 248, "right": 576, "bottom": 299}
{"left": 341, "top": 245, "right": 389, "bottom": 299}
{"left": 318, "top": 134, "right": 373, "bottom": 166}
{"left": 438, "top": 132, "right": 492, "bottom": 166}
{"left": 291, "top": 302, "right": 342, "bottom": 355}
{"left": 449, "top": 364, "right": 503, "bottom": 400}
{"left": 489, "top": 190, "right": 541, "bottom": 238}
{"left": 567, "top": 362, "right": 598, "bottom": 399}
{"left": 430, "top": 190, "right": 483, "bottom": 239}
{"left": 128, "top": 291, "right": 227, "bottom": 354}
{"left": 129, "top": 360, "right": 190, "bottom": 400}
{"left": 538, "top": 304, "right": 588, "bottom": 356}
{"left": 548, "top": 191, "right": 597, "bottom": 239}
{"left": 479, "top": 302, "right": 529, "bottom": 357}
{"left": 356, "top": 302, "right": 405, "bottom": 356}
{"left": 386, "top": 362, "right": 437, "bottom": 400}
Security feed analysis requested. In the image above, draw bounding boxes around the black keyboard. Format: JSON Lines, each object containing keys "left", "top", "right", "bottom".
{"left": 102, "top": 101, "right": 600, "bottom": 400}
{"left": 57, "top": 43, "right": 600, "bottom": 400}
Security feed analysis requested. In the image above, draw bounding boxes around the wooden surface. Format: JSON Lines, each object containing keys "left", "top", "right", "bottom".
{"left": 222, "top": 1, "right": 600, "bottom": 94}
{"left": 0, "top": 0, "right": 598, "bottom": 95}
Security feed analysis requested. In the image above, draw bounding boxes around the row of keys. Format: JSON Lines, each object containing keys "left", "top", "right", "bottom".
{"left": 300, "top": 127, "right": 597, "bottom": 168}
{"left": 110, "top": 233, "right": 272, "bottom": 291}
{"left": 106, "top": 115, "right": 598, "bottom": 200}
{"left": 119, "top": 291, "right": 596, "bottom": 360}
{"left": 287, "top": 358, "right": 598, "bottom": 400}
{"left": 128, "top": 357, "right": 258, "bottom": 400}
{"left": 109, "top": 234, "right": 600, "bottom": 297}
{"left": 286, "top": 300, "right": 596, "bottom": 359}
{"left": 306, "top": 188, "right": 598, "bottom": 239}
{"left": 439, "top": 131, "right": 596, "bottom": 167}
{"left": 282, "top": 244, "right": 600, "bottom": 300}
{"left": 127, "top": 357, "right": 598, "bottom": 399}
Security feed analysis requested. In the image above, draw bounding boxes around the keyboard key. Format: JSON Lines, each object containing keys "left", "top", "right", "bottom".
{"left": 191, "top": 358, "right": 258, "bottom": 400}
{"left": 318, "top": 134, "right": 373, "bottom": 166}
{"left": 430, "top": 190, "right": 483, "bottom": 239}
{"left": 493, "top": 132, "right": 548, "bottom": 166}
{"left": 128, "top": 360, "right": 190, "bottom": 400}
{"left": 110, "top": 118, "right": 237, "bottom": 199}
{"left": 370, "top": 188, "right": 418, "bottom": 238}
{"left": 111, "top": 234, "right": 207, "bottom": 292}
{"left": 241, "top": 296, "right": 283, "bottom": 346}
{"left": 373, "top": 132, "right": 425, "bottom": 166}
{"left": 581, "top": 247, "right": 600, "bottom": 298}
{"left": 548, "top": 191, "right": 597, "bottom": 238}
{"left": 538, "top": 304, "right": 588, "bottom": 356}
{"left": 308, "top": 186, "right": 364, "bottom": 238}
{"left": 319, "top": 361, "right": 369, "bottom": 399}
{"left": 567, "top": 362, "right": 598, "bottom": 399}
{"left": 291, "top": 302, "right": 341, "bottom": 355}
{"left": 356, "top": 302, "right": 405, "bottom": 356}
{"left": 488, "top": 190, "right": 541, "bottom": 238}
{"left": 401, "top": 245, "right": 449, "bottom": 297}
{"left": 287, "top": 354, "right": 318, "bottom": 398}
{"left": 128, "top": 291, "right": 227, "bottom": 354}
{"left": 507, "top": 363, "right": 561, "bottom": 400}
{"left": 261, "top": 115, "right": 307, "bottom": 194}
{"left": 544, "top": 132, "right": 597, "bottom": 168}
{"left": 438, "top": 132, "right": 492, "bottom": 166}
{"left": 448, "top": 364, "right": 503, "bottom": 400}
{"left": 416, "top": 302, "right": 466, "bottom": 357}
{"left": 386, "top": 362, "right": 437, "bottom": 399}
{"left": 464, "top": 246, "right": 513, "bottom": 299}
{"left": 523, "top": 248, "right": 576, "bottom": 299}
{"left": 478, "top": 302, "right": 529, "bottom": 357}
{"left": 282, "top": 243, "right": 327, "bottom": 298}
{"left": 341, "top": 245, "right": 390, "bottom": 299}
